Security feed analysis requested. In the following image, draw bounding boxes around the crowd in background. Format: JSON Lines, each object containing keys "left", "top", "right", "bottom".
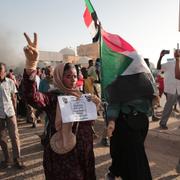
{"left": 1, "top": 46, "right": 180, "bottom": 179}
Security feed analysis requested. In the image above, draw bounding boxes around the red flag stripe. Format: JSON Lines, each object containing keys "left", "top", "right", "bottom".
{"left": 101, "top": 30, "right": 135, "bottom": 53}
{"left": 83, "top": 7, "right": 92, "bottom": 27}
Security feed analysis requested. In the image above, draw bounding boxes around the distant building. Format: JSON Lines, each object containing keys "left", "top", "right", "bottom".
{"left": 59, "top": 47, "right": 76, "bottom": 56}
{"left": 60, "top": 47, "right": 79, "bottom": 64}
{"left": 38, "top": 51, "right": 63, "bottom": 67}
{"left": 77, "top": 42, "right": 99, "bottom": 60}
{"left": 38, "top": 44, "right": 99, "bottom": 68}
{"left": 77, "top": 56, "right": 91, "bottom": 67}
{"left": 38, "top": 48, "right": 78, "bottom": 67}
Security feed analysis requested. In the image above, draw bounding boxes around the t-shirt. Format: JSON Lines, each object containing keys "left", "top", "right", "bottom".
{"left": 161, "top": 60, "right": 180, "bottom": 94}
{"left": 0, "top": 78, "right": 17, "bottom": 118}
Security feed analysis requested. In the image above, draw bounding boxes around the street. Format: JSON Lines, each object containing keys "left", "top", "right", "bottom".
{"left": 0, "top": 112, "right": 180, "bottom": 180}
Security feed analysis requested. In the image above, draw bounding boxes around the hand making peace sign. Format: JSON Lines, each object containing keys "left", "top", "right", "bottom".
{"left": 23, "top": 33, "right": 39, "bottom": 69}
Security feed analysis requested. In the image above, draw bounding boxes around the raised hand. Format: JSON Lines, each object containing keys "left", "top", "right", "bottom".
{"left": 174, "top": 49, "right": 180, "bottom": 61}
{"left": 23, "top": 33, "right": 39, "bottom": 70}
{"left": 160, "top": 50, "right": 169, "bottom": 57}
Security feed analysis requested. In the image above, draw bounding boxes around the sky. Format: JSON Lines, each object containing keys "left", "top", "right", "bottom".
{"left": 0, "top": 0, "right": 179, "bottom": 67}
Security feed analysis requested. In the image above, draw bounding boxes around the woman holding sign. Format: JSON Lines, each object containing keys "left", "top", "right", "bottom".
{"left": 22, "top": 33, "right": 100, "bottom": 180}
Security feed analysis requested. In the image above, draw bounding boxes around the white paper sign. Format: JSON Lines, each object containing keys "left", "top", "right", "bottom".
{"left": 58, "top": 94, "right": 97, "bottom": 123}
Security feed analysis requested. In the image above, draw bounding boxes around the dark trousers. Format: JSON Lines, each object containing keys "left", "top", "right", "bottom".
{"left": 109, "top": 112, "right": 152, "bottom": 180}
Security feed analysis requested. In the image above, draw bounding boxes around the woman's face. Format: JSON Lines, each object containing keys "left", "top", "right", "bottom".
{"left": 62, "top": 67, "right": 77, "bottom": 89}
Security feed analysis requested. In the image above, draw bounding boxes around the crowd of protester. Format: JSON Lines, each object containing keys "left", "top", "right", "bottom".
{"left": 0, "top": 33, "right": 179, "bottom": 180}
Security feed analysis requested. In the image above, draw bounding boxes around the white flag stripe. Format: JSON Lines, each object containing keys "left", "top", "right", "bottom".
{"left": 121, "top": 52, "right": 151, "bottom": 75}
{"left": 88, "top": 21, "right": 98, "bottom": 38}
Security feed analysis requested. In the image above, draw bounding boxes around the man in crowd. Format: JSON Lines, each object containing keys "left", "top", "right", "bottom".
{"left": 0, "top": 62, "right": 25, "bottom": 169}
{"left": 157, "top": 50, "right": 180, "bottom": 129}
{"left": 6, "top": 69, "right": 18, "bottom": 87}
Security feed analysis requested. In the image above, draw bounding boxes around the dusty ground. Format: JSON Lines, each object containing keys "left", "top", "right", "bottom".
{"left": 0, "top": 109, "right": 180, "bottom": 180}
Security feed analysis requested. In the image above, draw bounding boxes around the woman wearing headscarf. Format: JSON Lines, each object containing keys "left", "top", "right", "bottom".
{"left": 22, "top": 33, "right": 100, "bottom": 180}
{"left": 105, "top": 72, "right": 154, "bottom": 180}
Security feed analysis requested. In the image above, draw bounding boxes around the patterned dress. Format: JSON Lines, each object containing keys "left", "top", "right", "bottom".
{"left": 22, "top": 70, "right": 96, "bottom": 180}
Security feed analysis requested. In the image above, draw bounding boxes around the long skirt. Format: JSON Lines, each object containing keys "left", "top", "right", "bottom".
{"left": 43, "top": 122, "right": 96, "bottom": 180}
{"left": 109, "top": 112, "right": 152, "bottom": 180}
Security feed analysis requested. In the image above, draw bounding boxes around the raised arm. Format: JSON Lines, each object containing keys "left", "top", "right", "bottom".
{"left": 175, "top": 49, "right": 180, "bottom": 79}
{"left": 22, "top": 33, "right": 49, "bottom": 109}
{"left": 157, "top": 50, "right": 168, "bottom": 70}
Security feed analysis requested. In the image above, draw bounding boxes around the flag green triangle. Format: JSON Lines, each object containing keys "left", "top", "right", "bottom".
{"left": 101, "top": 41, "right": 132, "bottom": 94}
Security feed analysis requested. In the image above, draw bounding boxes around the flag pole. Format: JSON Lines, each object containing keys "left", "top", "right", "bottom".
{"left": 98, "top": 25, "right": 109, "bottom": 131}
{"left": 98, "top": 24, "right": 104, "bottom": 100}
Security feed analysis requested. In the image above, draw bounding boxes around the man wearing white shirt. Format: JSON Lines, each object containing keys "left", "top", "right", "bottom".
{"left": 0, "top": 63, "right": 24, "bottom": 169}
{"left": 157, "top": 50, "right": 180, "bottom": 129}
